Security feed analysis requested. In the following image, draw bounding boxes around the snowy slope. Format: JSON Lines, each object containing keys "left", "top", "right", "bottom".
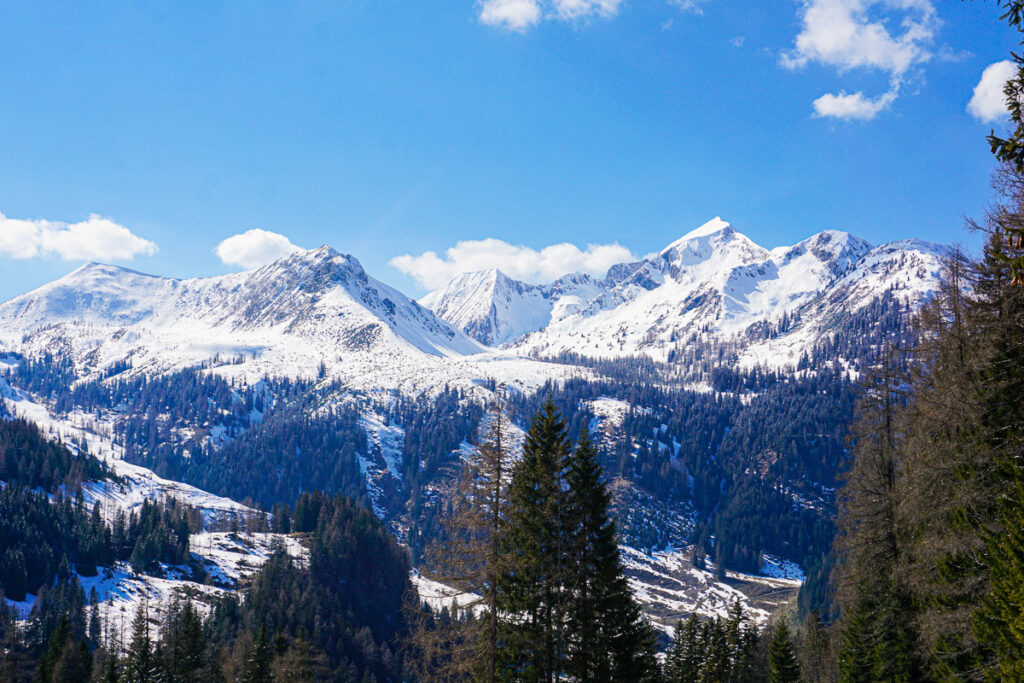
{"left": 0, "top": 247, "right": 481, "bottom": 378}
{"left": 0, "top": 248, "right": 594, "bottom": 395}
{"left": 420, "top": 269, "right": 603, "bottom": 346}
{"left": 494, "top": 219, "right": 940, "bottom": 366}
{"left": 738, "top": 238, "right": 949, "bottom": 368}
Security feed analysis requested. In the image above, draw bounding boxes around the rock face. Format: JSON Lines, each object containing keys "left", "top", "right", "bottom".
{"left": 423, "top": 218, "right": 947, "bottom": 365}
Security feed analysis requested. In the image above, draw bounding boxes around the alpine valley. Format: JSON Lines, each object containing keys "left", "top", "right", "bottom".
{"left": 0, "top": 218, "right": 948, "bottom": 643}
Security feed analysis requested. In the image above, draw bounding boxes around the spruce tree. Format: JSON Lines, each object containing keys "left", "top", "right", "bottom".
{"left": 410, "top": 399, "right": 511, "bottom": 682}
{"left": 767, "top": 621, "right": 801, "bottom": 683}
{"left": 564, "top": 430, "right": 659, "bottom": 682}
{"left": 501, "top": 399, "right": 571, "bottom": 682}
{"left": 124, "top": 601, "right": 156, "bottom": 683}
{"left": 242, "top": 624, "right": 274, "bottom": 683}
{"left": 834, "top": 346, "right": 917, "bottom": 682}
{"left": 971, "top": 218, "right": 1024, "bottom": 678}
{"left": 665, "top": 615, "right": 701, "bottom": 682}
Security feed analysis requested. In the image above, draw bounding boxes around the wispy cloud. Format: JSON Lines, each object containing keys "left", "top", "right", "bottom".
{"left": 0, "top": 212, "right": 157, "bottom": 262}
{"left": 968, "top": 60, "right": 1016, "bottom": 123}
{"left": 782, "top": 0, "right": 938, "bottom": 121}
{"left": 669, "top": 0, "right": 711, "bottom": 16}
{"left": 215, "top": 229, "right": 303, "bottom": 269}
{"left": 478, "top": 0, "right": 622, "bottom": 31}
{"left": 390, "top": 238, "right": 636, "bottom": 289}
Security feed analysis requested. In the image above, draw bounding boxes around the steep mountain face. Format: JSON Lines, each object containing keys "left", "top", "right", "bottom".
{"left": 423, "top": 218, "right": 944, "bottom": 366}
{"left": 0, "top": 246, "right": 489, "bottom": 385}
{"left": 419, "top": 269, "right": 603, "bottom": 346}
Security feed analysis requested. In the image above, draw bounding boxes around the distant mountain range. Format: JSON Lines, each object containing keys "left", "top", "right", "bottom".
{"left": 0, "top": 217, "right": 953, "bottom": 632}
{"left": 422, "top": 218, "right": 948, "bottom": 366}
{"left": 0, "top": 218, "right": 949, "bottom": 390}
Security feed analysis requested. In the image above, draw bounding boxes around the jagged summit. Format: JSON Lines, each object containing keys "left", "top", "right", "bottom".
{"left": 422, "top": 218, "right": 949, "bottom": 364}
{"left": 663, "top": 217, "right": 732, "bottom": 250}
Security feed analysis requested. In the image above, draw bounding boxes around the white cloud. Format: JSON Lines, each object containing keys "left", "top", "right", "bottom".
{"left": 783, "top": 0, "right": 938, "bottom": 120}
{"left": 214, "top": 229, "right": 303, "bottom": 270}
{"left": 813, "top": 87, "right": 897, "bottom": 120}
{"left": 553, "top": 0, "right": 621, "bottom": 20}
{"left": 967, "top": 60, "right": 1017, "bottom": 123}
{"left": 479, "top": 0, "right": 541, "bottom": 31}
{"left": 0, "top": 212, "right": 158, "bottom": 261}
{"left": 478, "top": 0, "right": 622, "bottom": 31}
{"left": 390, "top": 238, "right": 636, "bottom": 290}
{"left": 670, "top": 0, "right": 711, "bottom": 15}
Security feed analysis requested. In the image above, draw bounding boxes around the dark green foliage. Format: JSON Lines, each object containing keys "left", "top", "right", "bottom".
{"left": 768, "top": 621, "right": 800, "bottom": 683}
{"left": 35, "top": 615, "right": 91, "bottom": 683}
{"left": 564, "top": 430, "right": 659, "bottom": 682}
{"left": 208, "top": 494, "right": 411, "bottom": 682}
{"left": 161, "top": 598, "right": 208, "bottom": 682}
{"left": 241, "top": 625, "right": 274, "bottom": 683}
{"left": 664, "top": 603, "right": 762, "bottom": 683}
{"left": 501, "top": 399, "right": 571, "bottom": 680}
{"left": 0, "top": 418, "right": 112, "bottom": 492}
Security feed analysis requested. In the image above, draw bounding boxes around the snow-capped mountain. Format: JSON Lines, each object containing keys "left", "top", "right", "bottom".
{"left": 419, "top": 269, "right": 603, "bottom": 346}
{"left": 0, "top": 218, "right": 950, "bottom": 391}
{"left": 0, "top": 246, "right": 504, "bottom": 388}
{"left": 424, "top": 218, "right": 947, "bottom": 364}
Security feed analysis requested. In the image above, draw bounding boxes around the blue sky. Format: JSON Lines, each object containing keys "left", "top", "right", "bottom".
{"left": 0, "top": 0, "right": 1017, "bottom": 300}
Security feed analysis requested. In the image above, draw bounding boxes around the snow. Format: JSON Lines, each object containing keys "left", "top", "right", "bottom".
{"left": 2, "top": 388, "right": 257, "bottom": 525}
{"left": 620, "top": 546, "right": 803, "bottom": 636}
{"left": 410, "top": 572, "right": 483, "bottom": 616}
{"left": 5, "top": 531, "right": 308, "bottom": 635}
{"left": 587, "top": 397, "right": 633, "bottom": 428}
{"left": 421, "top": 269, "right": 603, "bottom": 347}
{"left": 495, "top": 220, "right": 941, "bottom": 368}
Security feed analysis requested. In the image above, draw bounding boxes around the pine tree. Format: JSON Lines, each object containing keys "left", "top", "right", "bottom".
{"left": 971, "top": 210, "right": 1024, "bottom": 678}
{"left": 273, "top": 635, "right": 327, "bottom": 682}
{"left": 665, "top": 615, "right": 701, "bottom": 682}
{"left": 834, "top": 345, "right": 917, "bottom": 682}
{"left": 241, "top": 624, "right": 274, "bottom": 683}
{"left": 410, "top": 398, "right": 511, "bottom": 682}
{"left": 124, "top": 601, "right": 156, "bottom": 683}
{"left": 165, "top": 599, "right": 205, "bottom": 682}
{"left": 97, "top": 649, "right": 121, "bottom": 683}
{"left": 767, "top": 621, "right": 801, "bottom": 683}
{"left": 501, "top": 399, "right": 571, "bottom": 682}
{"left": 564, "top": 430, "right": 659, "bottom": 682}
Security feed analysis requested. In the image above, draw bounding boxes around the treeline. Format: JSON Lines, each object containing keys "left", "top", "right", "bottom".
{"left": 0, "top": 493, "right": 412, "bottom": 682}
{"left": 0, "top": 417, "right": 112, "bottom": 491}
{"left": 665, "top": 605, "right": 801, "bottom": 683}
{"left": 822, "top": 179, "right": 1024, "bottom": 678}
{"left": 0, "top": 418, "right": 200, "bottom": 599}
{"left": 508, "top": 367, "right": 853, "bottom": 612}
{"left": 411, "top": 401, "right": 660, "bottom": 681}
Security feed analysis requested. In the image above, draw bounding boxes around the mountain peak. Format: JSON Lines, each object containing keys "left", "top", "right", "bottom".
{"left": 683, "top": 216, "right": 731, "bottom": 240}
{"left": 660, "top": 217, "right": 737, "bottom": 255}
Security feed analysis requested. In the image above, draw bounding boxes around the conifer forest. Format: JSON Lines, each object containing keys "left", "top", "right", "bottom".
{"left": 2, "top": 1, "right": 1024, "bottom": 682}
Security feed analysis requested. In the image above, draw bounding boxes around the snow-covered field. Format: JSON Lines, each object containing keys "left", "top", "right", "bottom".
{"left": 621, "top": 546, "right": 803, "bottom": 636}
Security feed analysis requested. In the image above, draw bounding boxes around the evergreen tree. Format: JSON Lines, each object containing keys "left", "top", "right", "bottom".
{"left": 970, "top": 197, "right": 1024, "bottom": 678}
{"left": 564, "top": 430, "right": 659, "bottom": 682}
{"left": 273, "top": 635, "right": 328, "bottom": 682}
{"left": 501, "top": 399, "right": 571, "bottom": 682}
{"left": 767, "top": 621, "right": 800, "bottom": 683}
{"left": 124, "top": 601, "right": 156, "bottom": 683}
{"left": 834, "top": 346, "right": 917, "bottom": 682}
{"left": 164, "top": 599, "right": 206, "bottom": 683}
{"left": 411, "top": 399, "right": 511, "bottom": 682}
{"left": 241, "top": 625, "right": 274, "bottom": 683}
